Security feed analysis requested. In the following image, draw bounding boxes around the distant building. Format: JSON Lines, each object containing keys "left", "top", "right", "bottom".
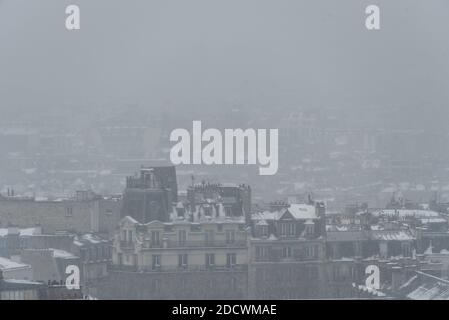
{"left": 186, "top": 182, "right": 251, "bottom": 224}
{"left": 101, "top": 213, "right": 248, "bottom": 299}
{"left": 71, "top": 233, "right": 111, "bottom": 297}
{"left": 0, "top": 226, "right": 75, "bottom": 257}
{"left": 0, "top": 257, "right": 33, "bottom": 281}
{"left": 19, "top": 248, "right": 81, "bottom": 284}
{"left": 0, "top": 191, "right": 121, "bottom": 237}
{"left": 121, "top": 167, "right": 177, "bottom": 223}
{"left": 248, "top": 202, "right": 328, "bottom": 299}
{"left": 0, "top": 270, "right": 45, "bottom": 300}
{"left": 0, "top": 270, "right": 84, "bottom": 300}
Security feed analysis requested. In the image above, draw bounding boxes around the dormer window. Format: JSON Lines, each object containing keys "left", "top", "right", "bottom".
{"left": 279, "top": 222, "right": 295, "bottom": 237}
{"left": 204, "top": 207, "right": 212, "bottom": 216}
{"left": 255, "top": 220, "right": 269, "bottom": 238}
{"left": 261, "top": 225, "right": 268, "bottom": 237}
{"left": 305, "top": 220, "right": 315, "bottom": 238}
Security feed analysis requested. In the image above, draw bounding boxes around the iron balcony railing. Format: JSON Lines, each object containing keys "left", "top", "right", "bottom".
{"left": 108, "top": 264, "right": 248, "bottom": 273}
{"left": 141, "top": 240, "right": 247, "bottom": 249}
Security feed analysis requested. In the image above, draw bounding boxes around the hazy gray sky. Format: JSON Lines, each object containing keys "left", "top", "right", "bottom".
{"left": 0, "top": 0, "right": 448, "bottom": 114}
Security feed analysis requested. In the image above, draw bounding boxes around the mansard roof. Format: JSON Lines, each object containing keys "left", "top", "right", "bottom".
{"left": 252, "top": 203, "right": 319, "bottom": 222}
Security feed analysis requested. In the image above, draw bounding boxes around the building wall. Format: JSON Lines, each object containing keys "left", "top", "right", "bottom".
{"left": 247, "top": 239, "right": 328, "bottom": 299}
{"left": 106, "top": 216, "right": 249, "bottom": 299}
{"left": 0, "top": 289, "right": 39, "bottom": 300}
{"left": 98, "top": 270, "right": 247, "bottom": 300}
{"left": 0, "top": 198, "right": 121, "bottom": 237}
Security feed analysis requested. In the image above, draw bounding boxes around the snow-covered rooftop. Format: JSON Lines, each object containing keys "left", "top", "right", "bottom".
{"left": 252, "top": 203, "right": 319, "bottom": 221}
{"left": 371, "top": 209, "right": 440, "bottom": 218}
{"left": 0, "top": 227, "right": 41, "bottom": 237}
{"left": 0, "top": 257, "right": 30, "bottom": 270}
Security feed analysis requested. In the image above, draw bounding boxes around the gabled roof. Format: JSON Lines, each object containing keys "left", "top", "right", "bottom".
{"left": 277, "top": 209, "right": 295, "bottom": 221}
{"left": 287, "top": 204, "right": 318, "bottom": 220}
{"left": 120, "top": 215, "right": 139, "bottom": 225}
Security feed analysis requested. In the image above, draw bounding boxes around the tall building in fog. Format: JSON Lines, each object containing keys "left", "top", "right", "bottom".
{"left": 121, "top": 166, "right": 177, "bottom": 223}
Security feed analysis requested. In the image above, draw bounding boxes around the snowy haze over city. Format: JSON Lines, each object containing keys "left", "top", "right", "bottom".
{"left": 0, "top": 0, "right": 448, "bottom": 116}
{"left": 0, "top": 0, "right": 448, "bottom": 209}
{"left": 1, "top": 0, "right": 449, "bottom": 302}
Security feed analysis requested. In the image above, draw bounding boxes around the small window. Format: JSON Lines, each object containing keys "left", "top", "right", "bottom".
{"left": 154, "top": 279, "right": 161, "bottom": 292}
{"left": 205, "top": 230, "right": 214, "bottom": 243}
{"left": 152, "top": 255, "right": 161, "bottom": 270}
{"left": 282, "top": 247, "right": 292, "bottom": 258}
{"left": 151, "top": 231, "right": 161, "bottom": 246}
{"left": 255, "top": 246, "right": 268, "bottom": 260}
{"left": 225, "top": 230, "right": 235, "bottom": 244}
{"left": 178, "top": 230, "right": 187, "bottom": 246}
{"left": 178, "top": 254, "right": 188, "bottom": 268}
{"left": 205, "top": 253, "right": 215, "bottom": 267}
{"left": 230, "top": 277, "right": 238, "bottom": 291}
{"left": 65, "top": 207, "right": 73, "bottom": 217}
{"left": 226, "top": 253, "right": 237, "bottom": 267}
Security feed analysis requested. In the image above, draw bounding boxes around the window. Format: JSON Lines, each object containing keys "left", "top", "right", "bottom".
{"left": 181, "top": 279, "right": 187, "bottom": 290}
{"left": 225, "top": 230, "right": 235, "bottom": 244}
{"left": 282, "top": 246, "right": 292, "bottom": 258}
{"left": 305, "top": 245, "right": 318, "bottom": 259}
{"left": 91, "top": 248, "right": 97, "bottom": 260}
{"left": 127, "top": 230, "right": 133, "bottom": 243}
{"left": 306, "top": 223, "right": 315, "bottom": 236}
{"left": 255, "top": 246, "right": 268, "bottom": 260}
{"left": 230, "top": 277, "right": 237, "bottom": 291}
{"left": 154, "top": 279, "right": 161, "bottom": 292}
{"left": 205, "top": 254, "right": 215, "bottom": 267}
{"left": 204, "top": 207, "right": 212, "bottom": 216}
{"left": 152, "top": 255, "right": 161, "bottom": 270}
{"left": 151, "top": 231, "right": 160, "bottom": 246}
{"left": 178, "top": 230, "right": 187, "bottom": 246}
{"left": 225, "top": 207, "right": 232, "bottom": 217}
{"left": 205, "top": 230, "right": 214, "bottom": 244}
{"left": 105, "top": 209, "right": 113, "bottom": 215}
{"left": 227, "top": 253, "right": 237, "bottom": 267}
{"left": 403, "top": 243, "right": 411, "bottom": 257}
{"left": 178, "top": 254, "right": 188, "bottom": 268}
{"left": 65, "top": 207, "right": 73, "bottom": 217}
{"left": 279, "top": 222, "right": 295, "bottom": 236}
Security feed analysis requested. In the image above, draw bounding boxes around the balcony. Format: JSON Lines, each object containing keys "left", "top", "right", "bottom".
{"left": 109, "top": 264, "right": 248, "bottom": 273}
{"left": 144, "top": 240, "right": 247, "bottom": 249}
